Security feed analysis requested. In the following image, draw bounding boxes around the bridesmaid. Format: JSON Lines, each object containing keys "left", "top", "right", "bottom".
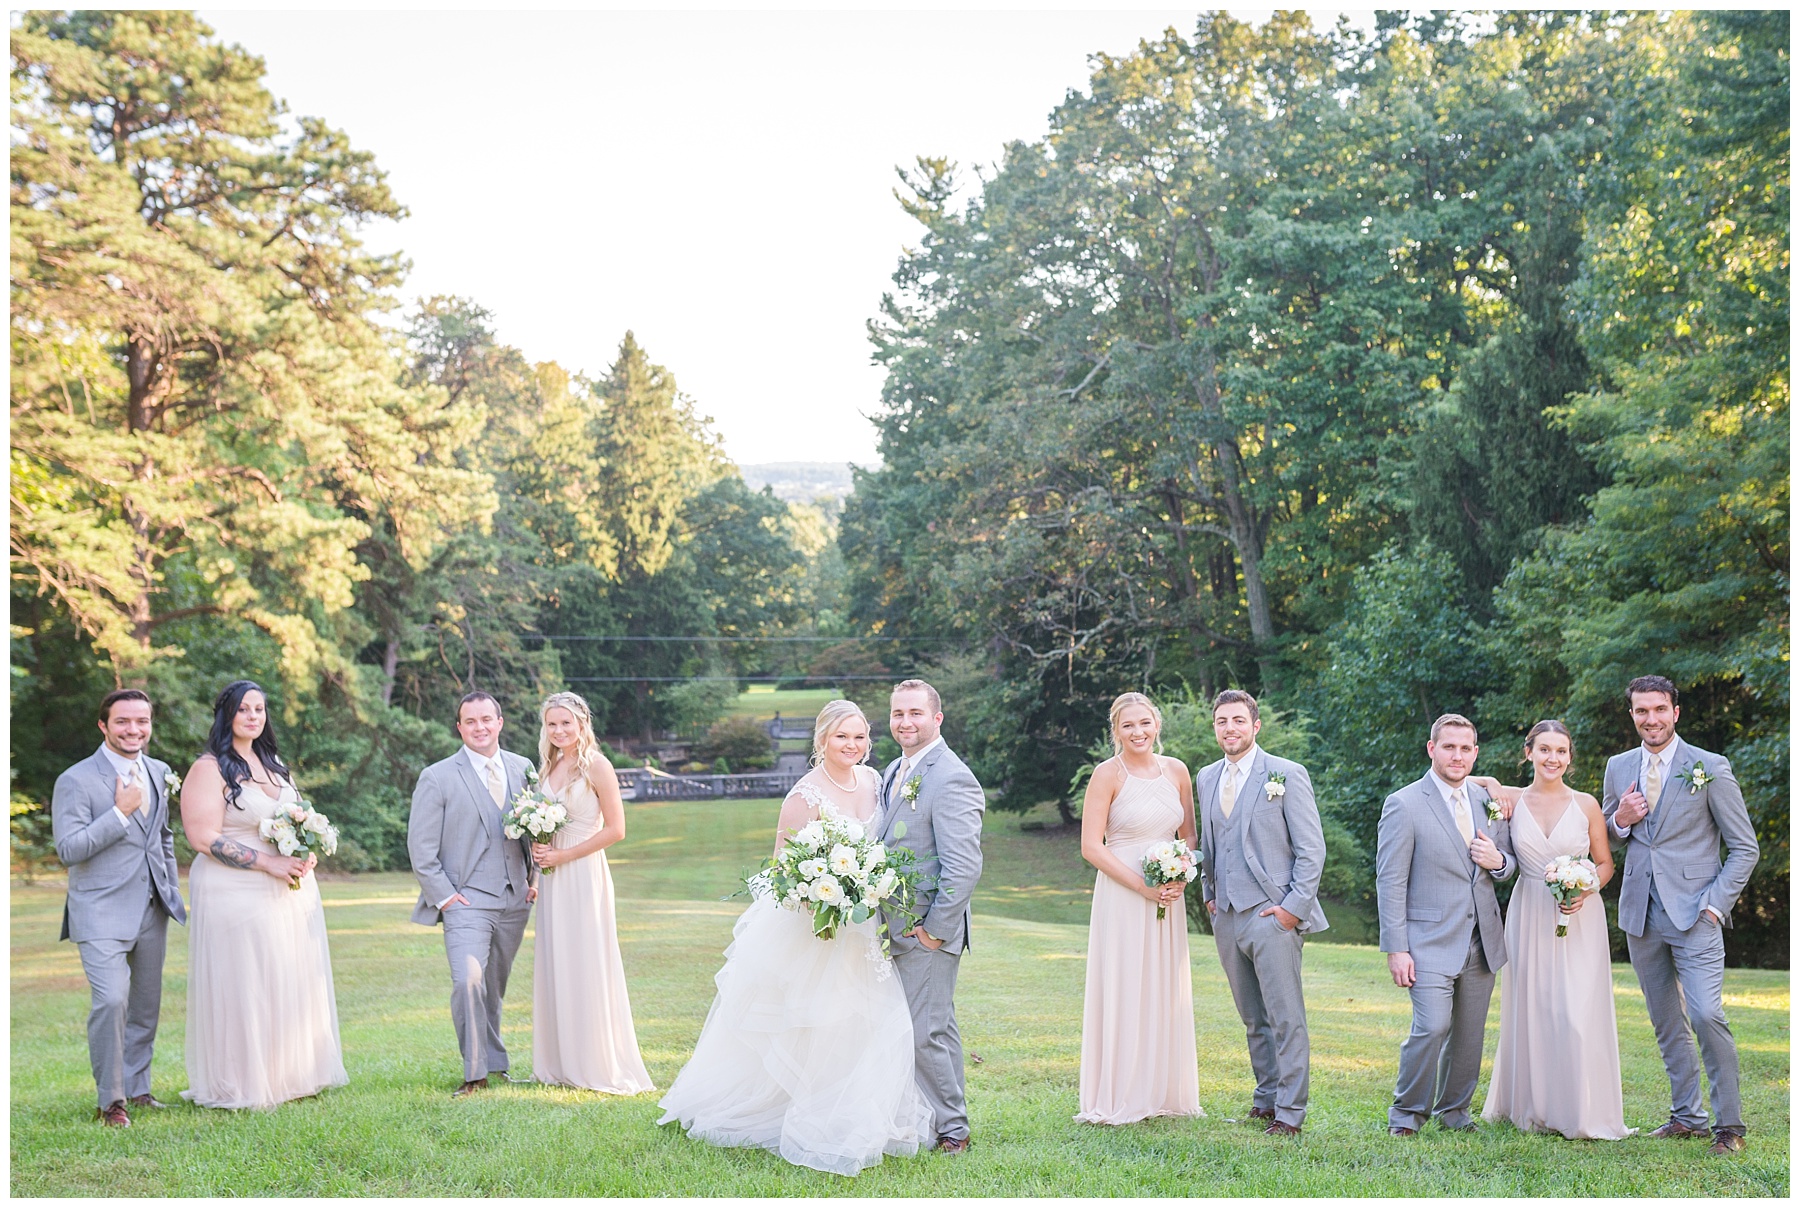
{"left": 179, "top": 681, "right": 347, "bottom": 1109}
{"left": 529, "top": 692, "right": 654, "bottom": 1094}
{"left": 1471, "top": 721, "right": 1631, "bottom": 1139}
{"left": 1074, "top": 692, "right": 1203, "bottom": 1124}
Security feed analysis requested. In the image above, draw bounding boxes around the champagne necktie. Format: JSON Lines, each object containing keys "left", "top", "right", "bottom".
{"left": 1220, "top": 763, "right": 1238, "bottom": 820}
{"left": 1454, "top": 787, "right": 1474, "bottom": 845}
{"left": 123, "top": 764, "right": 146, "bottom": 830}
{"left": 485, "top": 760, "right": 504, "bottom": 808}
{"left": 1643, "top": 754, "right": 1662, "bottom": 818}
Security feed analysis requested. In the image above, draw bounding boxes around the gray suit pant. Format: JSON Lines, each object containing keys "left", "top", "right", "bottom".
{"left": 442, "top": 898, "right": 531, "bottom": 1082}
{"left": 892, "top": 944, "right": 968, "bottom": 1141}
{"left": 75, "top": 896, "right": 170, "bottom": 1107}
{"left": 1628, "top": 894, "right": 1743, "bottom": 1136}
{"left": 1390, "top": 932, "right": 1494, "bottom": 1131}
{"left": 1214, "top": 905, "right": 1310, "bottom": 1126}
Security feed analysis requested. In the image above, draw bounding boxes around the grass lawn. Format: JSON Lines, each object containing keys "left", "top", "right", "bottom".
{"left": 725, "top": 686, "right": 842, "bottom": 722}
{"left": 11, "top": 798, "right": 1789, "bottom": 1196}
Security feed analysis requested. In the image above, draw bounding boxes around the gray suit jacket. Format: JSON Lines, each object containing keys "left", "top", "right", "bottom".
{"left": 408, "top": 748, "right": 537, "bottom": 926}
{"left": 1601, "top": 738, "right": 1759, "bottom": 936}
{"left": 1197, "top": 749, "right": 1329, "bottom": 933}
{"left": 52, "top": 747, "right": 187, "bottom": 942}
{"left": 878, "top": 743, "right": 985, "bottom": 953}
{"left": 1377, "top": 774, "right": 1516, "bottom": 976}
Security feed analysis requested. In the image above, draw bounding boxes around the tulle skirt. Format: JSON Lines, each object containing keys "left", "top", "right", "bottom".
{"left": 657, "top": 897, "right": 932, "bottom": 1176}
{"left": 183, "top": 854, "right": 348, "bottom": 1109}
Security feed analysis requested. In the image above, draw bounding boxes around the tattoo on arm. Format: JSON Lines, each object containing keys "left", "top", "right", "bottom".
{"left": 210, "top": 836, "right": 259, "bottom": 870}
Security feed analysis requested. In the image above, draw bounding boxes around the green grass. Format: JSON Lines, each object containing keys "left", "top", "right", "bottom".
{"left": 724, "top": 687, "right": 842, "bottom": 721}
{"left": 11, "top": 798, "right": 1789, "bottom": 1196}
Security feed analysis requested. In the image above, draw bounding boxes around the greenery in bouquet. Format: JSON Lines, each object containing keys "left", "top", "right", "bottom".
{"left": 747, "top": 812, "right": 929, "bottom": 943}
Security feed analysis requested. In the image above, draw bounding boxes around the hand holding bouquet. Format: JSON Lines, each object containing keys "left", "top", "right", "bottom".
{"left": 751, "top": 811, "right": 925, "bottom": 943}
{"left": 503, "top": 769, "right": 570, "bottom": 872}
{"left": 1543, "top": 854, "right": 1599, "bottom": 937}
{"left": 1142, "top": 839, "right": 1200, "bottom": 920}
{"left": 258, "top": 797, "right": 339, "bottom": 890}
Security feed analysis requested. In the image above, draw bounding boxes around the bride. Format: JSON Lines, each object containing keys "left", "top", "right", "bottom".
{"left": 657, "top": 699, "right": 932, "bottom": 1176}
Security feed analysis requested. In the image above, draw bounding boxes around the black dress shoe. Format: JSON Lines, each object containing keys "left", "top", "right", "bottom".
{"left": 1708, "top": 1133, "right": 1746, "bottom": 1155}
{"left": 127, "top": 1094, "right": 169, "bottom": 1109}
{"left": 452, "top": 1077, "right": 489, "bottom": 1098}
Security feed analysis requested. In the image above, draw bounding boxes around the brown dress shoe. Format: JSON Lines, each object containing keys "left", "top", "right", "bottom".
{"left": 1248, "top": 1106, "right": 1276, "bottom": 1123}
{"left": 96, "top": 1101, "right": 131, "bottom": 1127}
{"left": 1389, "top": 1126, "right": 1417, "bottom": 1137}
{"left": 452, "top": 1077, "right": 489, "bottom": 1098}
{"left": 127, "top": 1094, "right": 169, "bottom": 1109}
{"left": 1264, "top": 1121, "right": 1302, "bottom": 1136}
{"left": 1708, "top": 1134, "right": 1747, "bottom": 1155}
{"left": 936, "top": 1135, "right": 971, "bottom": 1155}
{"left": 1649, "top": 1121, "right": 1710, "bottom": 1140}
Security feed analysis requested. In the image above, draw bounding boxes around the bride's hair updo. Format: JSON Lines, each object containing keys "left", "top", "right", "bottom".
{"left": 811, "top": 699, "right": 871, "bottom": 768}
{"left": 1108, "top": 691, "right": 1164, "bottom": 758}
{"left": 1521, "top": 718, "right": 1574, "bottom": 766}
{"left": 538, "top": 691, "right": 602, "bottom": 777}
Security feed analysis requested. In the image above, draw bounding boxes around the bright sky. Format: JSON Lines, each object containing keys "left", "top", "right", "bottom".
{"left": 195, "top": 8, "right": 1248, "bottom": 466}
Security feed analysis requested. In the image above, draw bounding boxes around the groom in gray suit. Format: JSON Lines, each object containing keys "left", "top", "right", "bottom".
{"left": 1377, "top": 713, "right": 1516, "bottom": 1135}
{"left": 51, "top": 689, "right": 187, "bottom": 1127}
{"left": 1603, "top": 675, "right": 1759, "bottom": 1154}
{"left": 408, "top": 691, "right": 538, "bottom": 1097}
{"left": 877, "top": 679, "right": 985, "bottom": 1154}
{"left": 1197, "top": 689, "right": 1327, "bottom": 1136}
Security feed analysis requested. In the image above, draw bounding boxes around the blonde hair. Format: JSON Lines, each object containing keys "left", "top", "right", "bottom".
{"left": 811, "top": 699, "right": 871, "bottom": 767}
{"left": 538, "top": 692, "right": 601, "bottom": 777}
{"left": 1430, "top": 712, "right": 1478, "bottom": 744}
{"left": 1108, "top": 691, "right": 1164, "bottom": 757}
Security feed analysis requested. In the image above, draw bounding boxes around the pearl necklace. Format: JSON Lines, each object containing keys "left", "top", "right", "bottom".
{"left": 821, "top": 763, "right": 861, "bottom": 794}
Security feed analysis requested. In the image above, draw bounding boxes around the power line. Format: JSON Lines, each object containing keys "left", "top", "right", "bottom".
{"left": 525, "top": 634, "right": 960, "bottom": 644}
{"left": 563, "top": 674, "right": 899, "bottom": 683}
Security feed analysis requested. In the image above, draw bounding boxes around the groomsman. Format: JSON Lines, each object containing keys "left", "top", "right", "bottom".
{"left": 1603, "top": 675, "right": 1759, "bottom": 1154}
{"left": 51, "top": 689, "right": 187, "bottom": 1127}
{"left": 408, "top": 691, "right": 538, "bottom": 1097}
{"left": 1197, "top": 690, "right": 1327, "bottom": 1137}
{"left": 1377, "top": 713, "right": 1515, "bottom": 1135}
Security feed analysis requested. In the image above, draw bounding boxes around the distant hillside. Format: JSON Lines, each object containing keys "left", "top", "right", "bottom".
{"left": 738, "top": 461, "right": 855, "bottom": 505}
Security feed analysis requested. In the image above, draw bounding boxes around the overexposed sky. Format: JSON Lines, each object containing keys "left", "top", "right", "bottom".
{"left": 197, "top": 9, "right": 1241, "bottom": 465}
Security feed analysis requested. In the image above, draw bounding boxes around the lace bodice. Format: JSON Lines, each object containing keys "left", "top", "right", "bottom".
{"left": 787, "top": 769, "right": 879, "bottom": 830}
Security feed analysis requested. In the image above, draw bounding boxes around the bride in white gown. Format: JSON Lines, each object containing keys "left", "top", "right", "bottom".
{"left": 657, "top": 700, "right": 932, "bottom": 1176}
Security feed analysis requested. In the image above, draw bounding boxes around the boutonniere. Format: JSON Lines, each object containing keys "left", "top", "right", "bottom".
{"left": 901, "top": 775, "right": 923, "bottom": 810}
{"left": 163, "top": 771, "right": 182, "bottom": 800}
{"left": 1484, "top": 798, "right": 1504, "bottom": 822}
{"left": 1676, "top": 761, "right": 1713, "bottom": 794}
{"left": 1264, "top": 771, "right": 1286, "bottom": 800}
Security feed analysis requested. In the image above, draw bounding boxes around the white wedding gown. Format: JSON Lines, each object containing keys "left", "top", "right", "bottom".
{"left": 657, "top": 783, "right": 932, "bottom": 1176}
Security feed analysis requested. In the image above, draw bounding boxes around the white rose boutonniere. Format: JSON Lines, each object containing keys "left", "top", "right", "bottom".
{"left": 1264, "top": 771, "right": 1287, "bottom": 800}
{"left": 163, "top": 771, "right": 182, "bottom": 800}
{"left": 901, "top": 774, "right": 923, "bottom": 810}
{"left": 1485, "top": 798, "right": 1504, "bottom": 823}
{"left": 1676, "top": 761, "right": 1713, "bottom": 794}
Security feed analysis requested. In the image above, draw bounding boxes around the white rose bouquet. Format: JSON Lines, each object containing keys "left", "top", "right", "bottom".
{"left": 257, "top": 796, "right": 339, "bottom": 890}
{"left": 502, "top": 768, "right": 570, "bottom": 872}
{"left": 749, "top": 812, "right": 926, "bottom": 943}
{"left": 1543, "top": 853, "right": 1600, "bottom": 937}
{"left": 1141, "top": 838, "right": 1200, "bottom": 920}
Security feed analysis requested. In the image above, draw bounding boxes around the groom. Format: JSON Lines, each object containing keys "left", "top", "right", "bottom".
{"left": 877, "top": 679, "right": 985, "bottom": 1154}
{"left": 408, "top": 691, "right": 538, "bottom": 1097}
{"left": 1377, "top": 713, "right": 1515, "bottom": 1136}
{"left": 1603, "top": 675, "right": 1759, "bottom": 1154}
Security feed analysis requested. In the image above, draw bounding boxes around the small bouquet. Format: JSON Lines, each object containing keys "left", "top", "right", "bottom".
{"left": 502, "top": 769, "right": 569, "bottom": 872}
{"left": 1544, "top": 854, "right": 1600, "bottom": 937}
{"left": 258, "top": 796, "right": 339, "bottom": 890}
{"left": 1142, "top": 839, "right": 1200, "bottom": 920}
{"left": 750, "top": 812, "right": 925, "bottom": 943}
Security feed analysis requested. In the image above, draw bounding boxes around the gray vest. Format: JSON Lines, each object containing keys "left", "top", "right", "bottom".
{"left": 1215, "top": 792, "right": 1271, "bottom": 913}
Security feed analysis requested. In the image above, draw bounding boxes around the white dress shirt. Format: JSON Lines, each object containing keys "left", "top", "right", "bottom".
{"left": 1218, "top": 743, "right": 1261, "bottom": 817}
{"left": 100, "top": 745, "right": 148, "bottom": 831}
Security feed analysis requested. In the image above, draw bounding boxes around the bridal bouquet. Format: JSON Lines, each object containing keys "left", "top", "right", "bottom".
{"left": 1544, "top": 854, "right": 1600, "bottom": 937}
{"left": 258, "top": 797, "right": 339, "bottom": 890}
{"left": 750, "top": 812, "right": 925, "bottom": 942}
{"left": 1141, "top": 839, "right": 1200, "bottom": 920}
{"left": 502, "top": 769, "right": 570, "bottom": 872}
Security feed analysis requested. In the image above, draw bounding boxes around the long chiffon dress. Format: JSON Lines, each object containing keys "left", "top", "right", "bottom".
{"left": 1075, "top": 770, "right": 1202, "bottom": 1124}
{"left": 183, "top": 778, "right": 347, "bottom": 1109}
{"left": 531, "top": 772, "right": 654, "bottom": 1093}
{"left": 657, "top": 779, "right": 932, "bottom": 1176}
{"left": 1482, "top": 793, "right": 1632, "bottom": 1139}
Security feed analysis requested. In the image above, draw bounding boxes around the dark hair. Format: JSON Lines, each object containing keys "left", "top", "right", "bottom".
{"left": 1627, "top": 675, "right": 1679, "bottom": 708}
{"left": 1211, "top": 689, "right": 1260, "bottom": 723}
{"left": 99, "top": 688, "right": 151, "bottom": 723}
{"left": 206, "top": 680, "right": 290, "bottom": 810}
{"left": 457, "top": 691, "right": 501, "bottom": 722}
{"left": 1521, "top": 719, "right": 1574, "bottom": 765}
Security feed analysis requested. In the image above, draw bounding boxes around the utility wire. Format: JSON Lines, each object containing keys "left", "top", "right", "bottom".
{"left": 525, "top": 634, "right": 959, "bottom": 644}
{"left": 563, "top": 675, "right": 899, "bottom": 683}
